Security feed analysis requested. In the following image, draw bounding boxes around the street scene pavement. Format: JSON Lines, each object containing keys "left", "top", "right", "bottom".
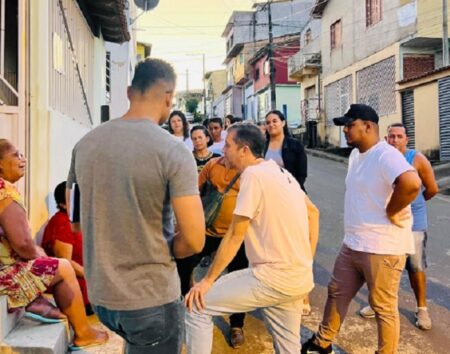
{"left": 204, "top": 154, "right": 450, "bottom": 354}
{"left": 64, "top": 154, "right": 450, "bottom": 354}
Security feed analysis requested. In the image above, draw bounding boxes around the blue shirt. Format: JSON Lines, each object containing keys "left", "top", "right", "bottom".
{"left": 404, "top": 149, "right": 427, "bottom": 231}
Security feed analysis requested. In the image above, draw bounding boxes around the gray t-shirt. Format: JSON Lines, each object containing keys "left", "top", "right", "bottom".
{"left": 265, "top": 148, "right": 284, "bottom": 168}
{"left": 67, "top": 118, "right": 198, "bottom": 310}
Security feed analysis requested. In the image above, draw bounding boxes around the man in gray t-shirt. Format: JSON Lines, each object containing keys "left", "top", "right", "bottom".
{"left": 67, "top": 58, "right": 205, "bottom": 354}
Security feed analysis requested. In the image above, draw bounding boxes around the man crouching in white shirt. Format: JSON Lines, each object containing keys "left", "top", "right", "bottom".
{"left": 301, "top": 104, "right": 421, "bottom": 354}
{"left": 185, "top": 123, "right": 320, "bottom": 354}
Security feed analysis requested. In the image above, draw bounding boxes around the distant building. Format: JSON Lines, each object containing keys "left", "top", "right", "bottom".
{"left": 204, "top": 70, "right": 227, "bottom": 118}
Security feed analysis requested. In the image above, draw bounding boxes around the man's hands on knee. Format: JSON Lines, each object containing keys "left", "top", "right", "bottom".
{"left": 185, "top": 278, "right": 213, "bottom": 312}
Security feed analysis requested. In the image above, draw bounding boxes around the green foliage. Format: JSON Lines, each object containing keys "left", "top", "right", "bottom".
{"left": 185, "top": 98, "right": 199, "bottom": 114}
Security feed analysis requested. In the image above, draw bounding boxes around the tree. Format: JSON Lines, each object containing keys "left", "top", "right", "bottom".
{"left": 185, "top": 98, "right": 199, "bottom": 114}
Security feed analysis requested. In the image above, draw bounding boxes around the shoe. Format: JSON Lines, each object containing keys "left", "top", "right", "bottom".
{"left": 301, "top": 335, "right": 334, "bottom": 354}
{"left": 230, "top": 327, "right": 245, "bottom": 349}
{"left": 359, "top": 305, "right": 375, "bottom": 319}
{"left": 415, "top": 308, "right": 432, "bottom": 330}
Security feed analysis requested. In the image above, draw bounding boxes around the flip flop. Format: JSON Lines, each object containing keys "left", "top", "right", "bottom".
{"left": 24, "top": 311, "right": 64, "bottom": 324}
{"left": 68, "top": 338, "right": 108, "bottom": 352}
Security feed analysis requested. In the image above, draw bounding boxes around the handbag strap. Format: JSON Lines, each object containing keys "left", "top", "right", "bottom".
{"left": 223, "top": 173, "right": 240, "bottom": 194}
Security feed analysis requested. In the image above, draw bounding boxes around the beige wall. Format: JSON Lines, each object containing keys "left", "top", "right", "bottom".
{"left": 417, "top": 0, "right": 450, "bottom": 37}
{"left": 414, "top": 83, "right": 440, "bottom": 155}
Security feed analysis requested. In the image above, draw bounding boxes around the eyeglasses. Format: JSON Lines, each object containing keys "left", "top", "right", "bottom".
{"left": 10, "top": 150, "right": 25, "bottom": 160}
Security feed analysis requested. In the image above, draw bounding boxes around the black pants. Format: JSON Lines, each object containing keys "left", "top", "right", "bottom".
{"left": 176, "top": 235, "right": 248, "bottom": 328}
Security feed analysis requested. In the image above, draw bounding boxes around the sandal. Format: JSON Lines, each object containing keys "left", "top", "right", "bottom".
{"left": 69, "top": 333, "right": 109, "bottom": 352}
{"left": 25, "top": 296, "right": 66, "bottom": 324}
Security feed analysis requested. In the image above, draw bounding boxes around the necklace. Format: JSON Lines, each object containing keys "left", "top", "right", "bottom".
{"left": 195, "top": 151, "right": 213, "bottom": 161}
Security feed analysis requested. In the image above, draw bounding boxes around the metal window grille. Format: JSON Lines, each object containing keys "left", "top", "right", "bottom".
{"left": 49, "top": 0, "right": 94, "bottom": 126}
{"left": 356, "top": 56, "right": 396, "bottom": 116}
{"left": 325, "top": 75, "right": 352, "bottom": 126}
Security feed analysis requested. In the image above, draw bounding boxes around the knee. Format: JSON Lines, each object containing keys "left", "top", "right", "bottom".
{"left": 57, "top": 259, "right": 75, "bottom": 278}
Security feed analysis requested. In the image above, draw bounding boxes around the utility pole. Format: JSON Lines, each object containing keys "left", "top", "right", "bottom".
{"left": 186, "top": 69, "right": 189, "bottom": 92}
{"left": 444, "top": 0, "right": 449, "bottom": 66}
{"left": 202, "top": 53, "right": 207, "bottom": 118}
{"left": 267, "top": 0, "right": 277, "bottom": 110}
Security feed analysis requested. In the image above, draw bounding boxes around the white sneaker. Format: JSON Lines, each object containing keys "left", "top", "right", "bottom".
{"left": 415, "top": 308, "right": 432, "bottom": 330}
{"left": 359, "top": 305, "right": 375, "bottom": 319}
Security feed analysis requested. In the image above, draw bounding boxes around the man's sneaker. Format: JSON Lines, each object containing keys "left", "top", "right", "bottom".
{"left": 415, "top": 308, "right": 432, "bottom": 330}
{"left": 301, "top": 335, "right": 334, "bottom": 354}
{"left": 359, "top": 305, "right": 376, "bottom": 319}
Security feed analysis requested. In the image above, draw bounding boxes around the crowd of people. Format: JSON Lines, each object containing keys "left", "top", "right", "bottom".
{"left": 0, "top": 57, "right": 439, "bottom": 354}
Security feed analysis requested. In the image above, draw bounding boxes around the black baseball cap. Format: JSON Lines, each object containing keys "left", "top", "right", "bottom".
{"left": 333, "top": 104, "right": 379, "bottom": 126}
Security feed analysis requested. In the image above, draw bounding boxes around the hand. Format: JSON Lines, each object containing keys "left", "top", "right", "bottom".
{"left": 35, "top": 246, "right": 47, "bottom": 257}
{"left": 184, "top": 278, "right": 213, "bottom": 312}
{"left": 387, "top": 208, "right": 410, "bottom": 228}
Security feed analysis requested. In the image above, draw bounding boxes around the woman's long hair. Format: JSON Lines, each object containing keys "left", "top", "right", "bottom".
{"left": 265, "top": 110, "right": 291, "bottom": 141}
{"left": 168, "top": 111, "right": 190, "bottom": 139}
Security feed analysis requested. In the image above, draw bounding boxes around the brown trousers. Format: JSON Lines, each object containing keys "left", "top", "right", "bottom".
{"left": 316, "top": 244, "right": 406, "bottom": 354}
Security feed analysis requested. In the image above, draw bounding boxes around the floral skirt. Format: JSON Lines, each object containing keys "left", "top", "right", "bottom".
{"left": 0, "top": 257, "right": 58, "bottom": 309}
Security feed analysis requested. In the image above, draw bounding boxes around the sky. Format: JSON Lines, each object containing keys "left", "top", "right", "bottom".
{"left": 135, "top": 0, "right": 258, "bottom": 91}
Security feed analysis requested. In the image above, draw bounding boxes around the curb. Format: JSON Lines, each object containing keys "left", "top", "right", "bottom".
{"left": 305, "top": 148, "right": 348, "bottom": 165}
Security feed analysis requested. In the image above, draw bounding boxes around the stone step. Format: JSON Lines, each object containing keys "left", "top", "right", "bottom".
{"left": 0, "top": 295, "right": 23, "bottom": 342}
{"left": 0, "top": 317, "right": 68, "bottom": 354}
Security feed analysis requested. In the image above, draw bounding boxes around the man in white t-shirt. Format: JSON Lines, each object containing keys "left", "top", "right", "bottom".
{"left": 302, "top": 104, "right": 421, "bottom": 354}
{"left": 185, "top": 124, "right": 320, "bottom": 354}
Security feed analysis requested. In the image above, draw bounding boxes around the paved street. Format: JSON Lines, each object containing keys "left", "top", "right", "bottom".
{"left": 84, "top": 154, "right": 450, "bottom": 354}
{"left": 208, "top": 155, "right": 450, "bottom": 354}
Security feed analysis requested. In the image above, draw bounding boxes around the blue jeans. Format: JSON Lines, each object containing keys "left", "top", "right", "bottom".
{"left": 93, "top": 298, "right": 184, "bottom": 354}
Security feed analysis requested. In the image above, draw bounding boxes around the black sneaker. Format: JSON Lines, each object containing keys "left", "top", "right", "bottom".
{"left": 301, "top": 335, "right": 334, "bottom": 354}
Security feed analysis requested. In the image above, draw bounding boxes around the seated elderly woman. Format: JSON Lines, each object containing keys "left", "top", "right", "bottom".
{"left": 41, "top": 181, "right": 93, "bottom": 316}
{"left": 0, "top": 139, "right": 107, "bottom": 350}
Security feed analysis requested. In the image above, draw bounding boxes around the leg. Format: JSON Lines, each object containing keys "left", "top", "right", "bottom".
{"left": 405, "top": 232, "right": 428, "bottom": 308}
{"left": 408, "top": 271, "right": 427, "bottom": 307}
{"left": 314, "top": 245, "right": 365, "bottom": 348}
{"left": 227, "top": 243, "right": 248, "bottom": 329}
{"left": 262, "top": 297, "right": 304, "bottom": 354}
{"left": 50, "top": 259, "right": 107, "bottom": 347}
{"left": 364, "top": 253, "right": 406, "bottom": 354}
{"left": 185, "top": 268, "right": 298, "bottom": 354}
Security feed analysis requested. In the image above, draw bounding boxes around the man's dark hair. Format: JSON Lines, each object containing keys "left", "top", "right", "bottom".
{"left": 190, "top": 125, "right": 214, "bottom": 147}
{"left": 168, "top": 110, "right": 189, "bottom": 139}
{"left": 208, "top": 117, "right": 223, "bottom": 128}
{"left": 228, "top": 123, "right": 265, "bottom": 158}
{"left": 131, "top": 58, "right": 176, "bottom": 94}
{"left": 54, "top": 181, "right": 67, "bottom": 211}
{"left": 388, "top": 122, "right": 408, "bottom": 135}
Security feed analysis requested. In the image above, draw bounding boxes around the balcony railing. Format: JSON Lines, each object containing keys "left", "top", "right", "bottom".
{"left": 288, "top": 38, "right": 321, "bottom": 78}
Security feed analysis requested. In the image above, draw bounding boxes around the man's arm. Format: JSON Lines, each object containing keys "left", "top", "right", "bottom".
{"left": 386, "top": 170, "right": 421, "bottom": 227}
{"left": 414, "top": 153, "right": 439, "bottom": 201}
{"left": 185, "top": 214, "right": 249, "bottom": 311}
{"left": 65, "top": 188, "right": 81, "bottom": 233}
{"left": 305, "top": 195, "right": 319, "bottom": 256}
{"left": 172, "top": 195, "right": 205, "bottom": 258}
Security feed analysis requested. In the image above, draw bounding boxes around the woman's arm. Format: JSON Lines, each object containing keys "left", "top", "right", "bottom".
{"left": 0, "top": 199, "right": 40, "bottom": 260}
{"left": 53, "top": 240, "right": 84, "bottom": 277}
